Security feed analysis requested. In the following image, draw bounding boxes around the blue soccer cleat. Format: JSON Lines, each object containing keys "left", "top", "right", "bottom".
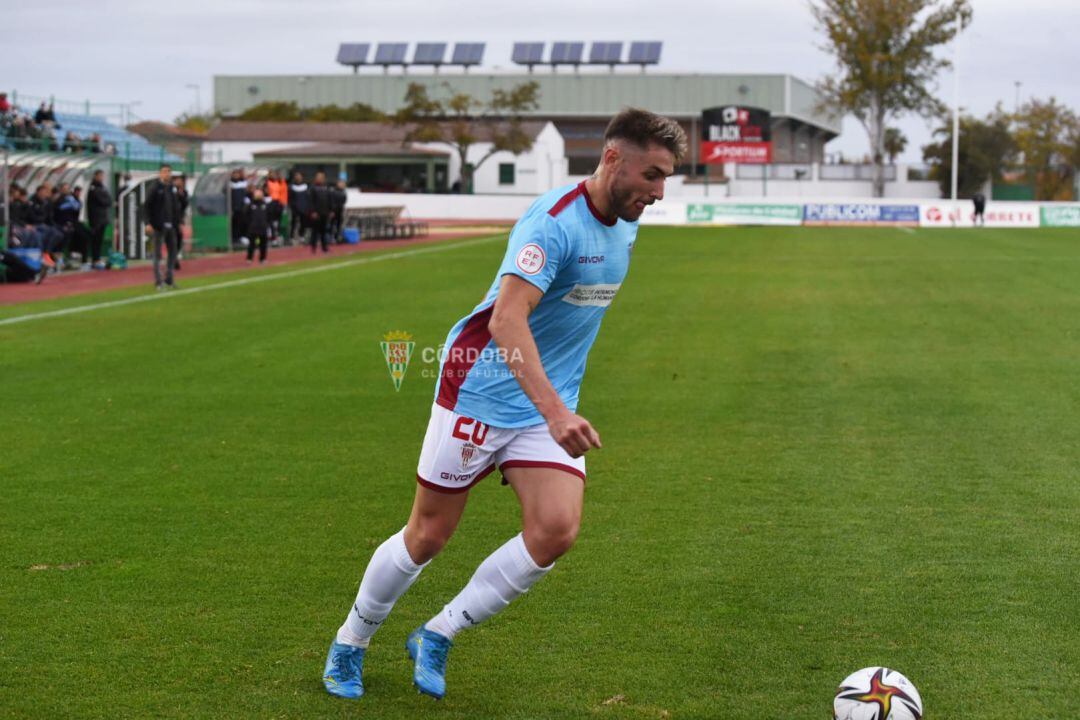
{"left": 406, "top": 625, "right": 453, "bottom": 699}
{"left": 322, "top": 640, "right": 365, "bottom": 699}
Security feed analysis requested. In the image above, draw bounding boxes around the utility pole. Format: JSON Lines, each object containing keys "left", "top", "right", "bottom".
{"left": 949, "top": 12, "right": 962, "bottom": 205}
{"left": 185, "top": 84, "right": 201, "bottom": 116}
{"left": 2, "top": 148, "right": 9, "bottom": 241}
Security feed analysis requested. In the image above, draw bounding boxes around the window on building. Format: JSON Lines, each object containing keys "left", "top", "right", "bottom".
{"left": 568, "top": 157, "right": 597, "bottom": 175}
{"left": 498, "top": 163, "right": 515, "bottom": 185}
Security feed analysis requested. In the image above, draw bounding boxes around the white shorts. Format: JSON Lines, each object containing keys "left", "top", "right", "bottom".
{"left": 416, "top": 403, "right": 586, "bottom": 494}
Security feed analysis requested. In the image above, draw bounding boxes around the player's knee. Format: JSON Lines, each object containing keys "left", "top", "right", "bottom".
{"left": 405, "top": 521, "right": 453, "bottom": 563}
{"left": 528, "top": 516, "right": 580, "bottom": 564}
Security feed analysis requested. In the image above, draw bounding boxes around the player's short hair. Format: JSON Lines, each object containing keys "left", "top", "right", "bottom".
{"left": 603, "top": 108, "right": 687, "bottom": 164}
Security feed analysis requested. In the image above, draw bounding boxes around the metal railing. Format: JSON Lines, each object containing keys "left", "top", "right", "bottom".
{"left": 0, "top": 134, "right": 174, "bottom": 164}
{"left": 819, "top": 164, "right": 897, "bottom": 181}
{"left": 5, "top": 91, "right": 144, "bottom": 128}
{"left": 735, "top": 164, "right": 813, "bottom": 180}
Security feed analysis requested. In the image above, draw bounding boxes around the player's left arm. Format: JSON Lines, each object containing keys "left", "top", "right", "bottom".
{"left": 488, "top": 275, "right": 602, "bottom": 458}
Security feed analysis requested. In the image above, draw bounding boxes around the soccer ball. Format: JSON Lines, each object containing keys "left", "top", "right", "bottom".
{"left": 833, "top": 667, "right": 923, "bottom": 720}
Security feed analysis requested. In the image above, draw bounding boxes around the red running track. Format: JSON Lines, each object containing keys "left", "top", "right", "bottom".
{"left": 0, "top": 232, "right": 498, "bottom": 307}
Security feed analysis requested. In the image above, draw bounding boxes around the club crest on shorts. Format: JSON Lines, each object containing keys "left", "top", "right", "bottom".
{"left": 380, "top": 330, "right": 415, "bottom": 392}
{"left": 460, "top": 442, "right": 477, "bottom": 469}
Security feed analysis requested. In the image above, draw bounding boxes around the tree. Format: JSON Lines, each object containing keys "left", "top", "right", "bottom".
{"left": 811, "top": 0, "right": 972, "bottom": 197}
{"left": 922, "top": 109, "right": 1014, "bottom": 198}
{"left": 234, "top": 101, "right": 386, "bottom": 122}
{"left": 392, "top": 81, "right": 540, "bottom": 192}
{"left": 884, "top": 127, "right": 908, "bottom": 163}
{"left": 1010, "top": 97, "right": 1078, "bottom": 200}
{"left": 238, "top": 101, "right": 302, "bottom": 121}
{"left": 305, "top": 103, "right": 386, "bottom": 122}
{"left": 173, "top": 112, "right": 216, "bottom": 134}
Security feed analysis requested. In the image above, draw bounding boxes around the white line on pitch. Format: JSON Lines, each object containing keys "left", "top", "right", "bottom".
{"left": 0, "top": 235, "right": 502, "bottom": 327}
{"left": 897, "top": 227, "right": 916, "bottom": 234}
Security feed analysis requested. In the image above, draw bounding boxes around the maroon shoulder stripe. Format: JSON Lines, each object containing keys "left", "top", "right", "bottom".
{"left": 436, "top": 305, "right": 496, "bottom": 411}
{"left": 547, "top": 183, "right": 583, "bottom": 218}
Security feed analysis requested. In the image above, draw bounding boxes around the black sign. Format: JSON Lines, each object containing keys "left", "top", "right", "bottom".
{"left": 700, "top": 106, "right": 773, "bottom": 164}
{"left": 701, "top": 106, "right": 772, "bottom": 143}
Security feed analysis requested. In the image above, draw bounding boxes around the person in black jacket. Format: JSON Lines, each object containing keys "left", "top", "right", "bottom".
{"left": 972, "top": 192, "right": 986, "bottom": 227}
{"left": 244, "top": 188, "right": 272, "bottom": 264}
{"left": 9, "top": 186, "right": 30, "bottom": 226}
{"left": 228, "top": 168, "right": 249, "bottom": 249}
{"left": 27, "top": 184, "right": 64, "bottom": 257}
{"left": 331, "top": 180, "right": 348, "bottom": 243}
{"left": 288, "top": 171, "right": 310, "bottom": 246}
{"left": 308, "top": 171, "right": 333, "bottom": 254}
{"left": 143, "top": 164, "right": 182, "bottom": 289}
{"left": 173, "top": 174, "right": 189, "bottom": 270}
{"left": 86, "top": 171, "right": 112, "bottom": 269}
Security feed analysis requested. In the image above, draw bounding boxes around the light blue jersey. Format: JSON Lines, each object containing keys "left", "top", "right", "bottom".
{"left": 434, "top": 181, "right": 638, "bottom": 428}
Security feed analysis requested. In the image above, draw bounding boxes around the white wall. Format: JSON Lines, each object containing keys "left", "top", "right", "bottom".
{"left": 725, "top": 178, "right": 940, "bottom": 199}
{"left": 345, "top": 190, "right": 533, "bottom": 221}
{"left": 201, "top": 141, "right": 303, "bottom": 164}
{"left": 568, "top": 170, "right": 941, "bottom": 201}
{"left": 415, "top": 121, "right": 567, "bottom": 195}
{"left": 344, "top": 190, "right": 1065, "bottom": 230}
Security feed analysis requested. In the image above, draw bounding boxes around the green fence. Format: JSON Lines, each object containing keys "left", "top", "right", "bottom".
{"left": 993, "top": 183, "right": 1036, "bottom": 201}
{"left": 191, "top": 215, "right": 230, "bottom": 251}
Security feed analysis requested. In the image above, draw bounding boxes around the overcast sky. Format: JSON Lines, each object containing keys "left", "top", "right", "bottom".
{"left": 6, "top": 0, "right": 1079, "bottom": 163}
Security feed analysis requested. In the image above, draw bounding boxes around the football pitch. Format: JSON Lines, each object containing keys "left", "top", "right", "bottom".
{"left": 2, "top": 226, "right": 1078, "bottom": 719}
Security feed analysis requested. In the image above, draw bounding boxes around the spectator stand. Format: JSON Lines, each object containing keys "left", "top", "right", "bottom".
{"left": 2, "top": 92, "right": 179, "bottom": 161}
{"left": 2, "top": 93, "right": 227, "bottom": 262}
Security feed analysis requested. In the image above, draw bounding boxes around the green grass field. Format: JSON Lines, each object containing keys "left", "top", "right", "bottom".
{"left": 2, "top": 226, "right": 1078, "bottom": 719}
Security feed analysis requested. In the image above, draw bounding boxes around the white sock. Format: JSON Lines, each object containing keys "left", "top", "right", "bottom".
{"left": 336, "top": 527, "right": 427, "bottom": 647}
{"left": 425, "top": 533, "right": 552, "bottom": 640}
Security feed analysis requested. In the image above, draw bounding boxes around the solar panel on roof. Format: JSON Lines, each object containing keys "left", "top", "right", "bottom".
{"left": 374, "top": 43, "right": 408, "bottom": 64}
{"left": 512, "top": 42, "right": 545, "bottom": 64}
{"left": 413, "top": 43, "right": 447, "bottom": 64}
{"left": 451, "top": 43, "right": 485, "bottom": 65}
{"left": 589, "top": 42, "right": 623, "bottom": 64}
{"left": 550, "top": 42, "right": 584, "bottom": 64}
{"left": 337, "top": 43, "right": 370, "bottom": 65}
{"left": 628, "top": 41, "right": 662, "bottom": 64}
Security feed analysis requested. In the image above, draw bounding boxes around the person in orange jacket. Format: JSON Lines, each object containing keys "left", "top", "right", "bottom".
{"left": 264, "top": 170, "right": 289, "bottom": 242}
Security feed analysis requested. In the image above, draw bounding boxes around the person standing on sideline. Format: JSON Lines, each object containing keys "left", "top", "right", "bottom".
{"left": 265, "top": 170, "right": 288, "bottom": 243}
{"left": 331, "top": 179, "right": 348, "bottom": 243}
{"left": 308, "top": 171, "right": 333, "bottom": 254}
{"left": 143, "top": 164, "right": 182, "bottom": 290}
{"left": 244, "top": 188, "right": 272, "bottom": 264}
{"left": 320, "top": 108, "right": 687, "bottom": 702}
{"left": 288, "top": 171, "right": 310, "bottom": 246}
{"left": 86, "top": 170, "right": 112, "bottom": 269}
{"left": 972, "top": 192, "right": 986, "bottom": 227}
{"left": 228, "top": 168, "right": 249, "bottom": 249}
{"left": 173, "top": 174, "right": 189, "bottom": 270}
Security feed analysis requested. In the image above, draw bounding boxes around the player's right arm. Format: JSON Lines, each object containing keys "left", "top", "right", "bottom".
{"left": 488, "top": 274, "right": 602, "bottom": 458}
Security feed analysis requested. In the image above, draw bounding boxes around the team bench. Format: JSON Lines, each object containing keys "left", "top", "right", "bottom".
{"left": 343, "top": 206, "right": 428, "bottom": 240}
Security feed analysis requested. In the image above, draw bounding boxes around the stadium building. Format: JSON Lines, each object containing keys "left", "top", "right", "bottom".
{"left": 213, "top": 71, "right": 840, "bottom": 173}
{"left": 212, "top": 42, "right": 842, "bottom": 194}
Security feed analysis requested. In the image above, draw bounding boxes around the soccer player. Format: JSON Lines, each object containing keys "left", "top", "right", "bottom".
{"left": 322, "top": 108, "right": 687, "bottom": 700}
